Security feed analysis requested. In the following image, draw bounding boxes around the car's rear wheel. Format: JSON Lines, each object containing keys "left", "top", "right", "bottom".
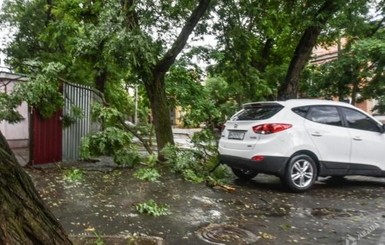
{"left": 283, "top": 154, "right": 317, "bottom": 192}
{"left": 231, "top": 168, "right": 258, "bottom": 180}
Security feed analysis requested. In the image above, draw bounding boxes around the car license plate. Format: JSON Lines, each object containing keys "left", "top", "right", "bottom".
{"left": 228, "top": 131, "right": 245, "bottom": 140}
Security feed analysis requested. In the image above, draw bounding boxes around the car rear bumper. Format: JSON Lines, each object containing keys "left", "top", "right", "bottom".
{"left": 219, "top": 154, "right": 288, "bottom": 177}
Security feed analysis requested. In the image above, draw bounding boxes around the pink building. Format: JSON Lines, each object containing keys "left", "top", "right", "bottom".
{"left": 0, "top": 69, "right": 29, "bottom": 148}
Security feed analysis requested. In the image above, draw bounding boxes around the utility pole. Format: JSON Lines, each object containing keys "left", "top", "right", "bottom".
{"left": 134, "top": 84, "right": 138, "bottom": 124}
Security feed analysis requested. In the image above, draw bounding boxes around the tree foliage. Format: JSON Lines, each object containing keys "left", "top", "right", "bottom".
{"left": 301, "top": 1, "right": 385, "bottom": 106}
{"left": 1, "top": 0, "right": 213, "bottom": 155}
{"left": 1, "top": 0, "right": 384, "bottom": 154}
{"left": 0, "top": 61, "right": 64, "bottom": 122}
{"left": 165, "top": 64, "right": 237, "bottom": 128}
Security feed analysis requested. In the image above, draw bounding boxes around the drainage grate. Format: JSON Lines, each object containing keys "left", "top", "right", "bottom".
{"left": 196, "top": 224, "right": 259, "bottom": 244}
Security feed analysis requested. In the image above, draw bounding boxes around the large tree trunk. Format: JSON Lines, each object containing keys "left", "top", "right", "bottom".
{"left": 0, "top": 131, "right": 72, "bottom": 245}
{"left": 95, "top": 67, "right": 108, "bottom": 94}
{"left": 94, "top": 39, "right": 108, "bottom": 94}
{"left": 251, "top": 37, "right": 274, "bottom": 73}
{"left": 145, "top": 0, "right": 212, "bottom": 155}
{"left": 144, "top": 73, "right": 175, "bottom": 154}
{"left": 277, "top": 0, "right": 341, "bottom": 100}
{"left": 120, "top": 0, "right": 211, "bottom": 155}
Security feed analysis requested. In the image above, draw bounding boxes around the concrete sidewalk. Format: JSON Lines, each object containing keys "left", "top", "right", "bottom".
{"left": 12, "top": 147, "right": 29, "bottom": 166}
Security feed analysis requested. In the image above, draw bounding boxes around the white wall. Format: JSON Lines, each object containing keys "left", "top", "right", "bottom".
{"left": 0, "top": 73, "right": 29, "bottom": 148}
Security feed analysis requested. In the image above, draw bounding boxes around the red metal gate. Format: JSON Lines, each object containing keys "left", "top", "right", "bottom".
{"left": 30, "top": 109, "right": 62, "bottom": 165}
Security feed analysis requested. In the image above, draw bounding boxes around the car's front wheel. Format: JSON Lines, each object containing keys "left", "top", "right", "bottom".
{"left": 231, "top": 168, "right": 258, "bottom": 180}
{"left": 283, "top": 154, "right": 317, "bottom": 192}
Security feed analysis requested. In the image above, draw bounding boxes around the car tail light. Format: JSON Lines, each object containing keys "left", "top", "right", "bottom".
{"left": 252, "top": 123, "right": 292, "bottom": 134}
{"left": 251, "top": 155, "right": 265, "bottom": 161}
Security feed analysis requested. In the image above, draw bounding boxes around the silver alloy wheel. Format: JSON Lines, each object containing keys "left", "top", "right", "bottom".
{"left": 290, "top": 159, "right": 314, "bottom": 188}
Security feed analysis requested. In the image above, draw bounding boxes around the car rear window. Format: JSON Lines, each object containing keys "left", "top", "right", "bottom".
{"left": 232, "top": 104, "right": 283, "bottom": 121}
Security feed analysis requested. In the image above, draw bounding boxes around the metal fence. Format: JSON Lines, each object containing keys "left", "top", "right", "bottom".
{"left": 62, "top": 82, "right": 101, "bottom": 161}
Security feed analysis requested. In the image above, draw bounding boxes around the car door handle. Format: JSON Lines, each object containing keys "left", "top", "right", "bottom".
{"left": 353, "top": 136, "right": 363, "bottom": 141}
{"left": 311, "top": 132, "right": 322, "bottom": 137}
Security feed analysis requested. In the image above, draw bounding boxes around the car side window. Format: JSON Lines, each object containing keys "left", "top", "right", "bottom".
{"left": 306, "top": 106, "right": 342, "bottom": 126}
{"left": 341, "top": 107, "right": 381, "bottom": 132}
{"left": 292, "top": 106, "right": 309, "bottom": 118}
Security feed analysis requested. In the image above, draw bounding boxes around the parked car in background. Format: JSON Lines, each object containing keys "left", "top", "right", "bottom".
{"left": 218, "top": 99, "right": 385, "bottom": 192}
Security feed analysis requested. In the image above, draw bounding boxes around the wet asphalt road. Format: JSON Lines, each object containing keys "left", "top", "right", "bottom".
{"left": 26, "top": 163, "right": 385, "bottom": 245}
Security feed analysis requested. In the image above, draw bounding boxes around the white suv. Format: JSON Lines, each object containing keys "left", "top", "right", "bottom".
{"left": 218, "top": 99, "right": 385, "bottom": 192}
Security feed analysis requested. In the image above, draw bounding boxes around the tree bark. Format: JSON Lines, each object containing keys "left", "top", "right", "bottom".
{"left": 251, "top": 37, "right": 273, "bottom": 73}
{"left": 0, "top": 131, "right": 72, "bottom": 245}
{"left": 94, "top": 38, "right": 108, "bottom": 94}
{"left": 95, "top": 67, "right": 108, "bottom": 94}
{"left": 144, "top": 72, "right": 175, "bottom": 153}
{"left": 277, "top": 0, "right": 341, "bottom": 100}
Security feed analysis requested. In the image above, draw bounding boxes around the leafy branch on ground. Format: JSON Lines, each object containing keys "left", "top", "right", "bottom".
{"left": 80, "top": 126, "right": 141, "bottom": 167}
{"left": 134, "top": 167, "right": 161, "bottom": 182}
{"left": 93, "top": 231, "right": 106, "bottom": 245}
{"left": 161, "top": 129, "right": 232, "bottom": 185}
{"left": 63, "top": 168, "right": 84, "bottom": 182}
{"left": 133, "top": 153, "right": 161, "bottom": 181}
{"left": 135, "top": 199, "right": 169, "bottom": 217}
{"left": 79, "top": 99, "right": 157, "bottom": 167}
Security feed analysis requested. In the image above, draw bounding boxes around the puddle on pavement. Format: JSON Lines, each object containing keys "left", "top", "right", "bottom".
{"left": 249, "top": 203, "right": 367, "bottom": 218}
{"left": 257, "top": 205, "right": 367, "bottom": 218}
{"left": 293, "top": 207, "right": 367, "bottom": 218}
{"left": 220, "top": 197, "right": 368, "bottom": 219}
{"left": 196, "top": 224, "right": 259, "bottom": 245}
